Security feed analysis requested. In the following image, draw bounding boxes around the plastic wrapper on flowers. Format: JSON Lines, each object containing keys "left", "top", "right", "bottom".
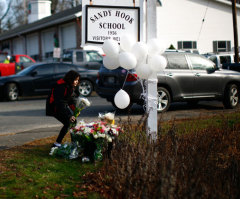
{"left": 49, "top": 142, "right": 81, "bottom": 160}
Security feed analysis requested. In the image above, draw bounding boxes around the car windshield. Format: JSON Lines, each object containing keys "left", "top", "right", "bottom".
{"left": 0, "top": 54, "right": 6, "bottom": 62}
{"left": 86, "top": 51, "right": 103, "bottom": 62}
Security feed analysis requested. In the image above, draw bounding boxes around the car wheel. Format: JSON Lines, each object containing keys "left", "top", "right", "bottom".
{"left": 111, "top": 100, "right": 133, "bottom": 112}
{"left": 157, "top": 87, "right": 171, "bottom": 112}
{"left": 79, "top": 80, "right": 93, "bottom": 97}
{"left": 223, "top": 84, "right": 239, "bottom": 109}
{"left": 5, "top": 83, "right": 19, "bottom": 101}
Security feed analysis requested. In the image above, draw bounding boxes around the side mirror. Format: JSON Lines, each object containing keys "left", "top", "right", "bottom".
{"left": 206, "top": 67, "right": 216, "bottom": 74}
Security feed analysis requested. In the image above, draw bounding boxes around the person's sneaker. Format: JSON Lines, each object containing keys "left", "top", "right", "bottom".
{"left": 49, "top": 143, "right": 61, "bottom": 156}
{"left": 51, "top": 143, "right": 61, "bottom": 148}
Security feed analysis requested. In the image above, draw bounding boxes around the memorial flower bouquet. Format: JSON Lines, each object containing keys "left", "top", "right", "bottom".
{"left": 70, "top": 97, "right": 91, "bottom": 127}
{"left": 50, "top": 112, "right": 122, "bottom": 161}
{"left": 70, "top": 113, "right": 122, "bottom": 161}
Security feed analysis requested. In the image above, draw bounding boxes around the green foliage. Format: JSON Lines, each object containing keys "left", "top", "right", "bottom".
{"left": 168, "top": 44, "right": 176, "bottom": 49}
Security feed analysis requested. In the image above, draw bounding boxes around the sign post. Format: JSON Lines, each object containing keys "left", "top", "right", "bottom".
{"left": 144, "top": 0, "right": 158, "bottom": 141}
{"left": 82, "top": 0, "right": 158, "bottom": 141}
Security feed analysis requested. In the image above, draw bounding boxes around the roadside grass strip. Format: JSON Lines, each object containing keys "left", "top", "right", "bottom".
{"left": 0, "top": 111, "right": 240, "bottom": 198}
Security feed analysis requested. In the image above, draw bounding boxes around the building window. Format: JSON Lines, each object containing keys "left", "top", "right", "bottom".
{"left": 178, "top": 41, "right": 197, "bottom": 50}
{"left": 213, "top": 41, "right": 231, "bottom": 53}
{"left": 31, "top": 55, "right": 40, "bottom": 61}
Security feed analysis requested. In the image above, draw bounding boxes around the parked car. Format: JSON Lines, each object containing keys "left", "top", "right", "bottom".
{"left": 0, "top": 62, "right": 98, "bottom": 101}
{"left": 96, "top": 52, "right": 240, "bottom": 112}
{"left": 208, "top": 53, "right": 237, "bottom": 68}
{"left": 0, "top": 54, "right": 36, "bottom": 77}
{"left": 61, "top": 49, "right": 103, "bottom": 70}
{"left": 222, "top": 63, "right": 240, "bottom": 72}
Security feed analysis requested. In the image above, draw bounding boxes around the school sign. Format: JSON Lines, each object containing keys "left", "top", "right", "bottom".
{"left": 84, "top": 5, "right": 140, "bottom": 44}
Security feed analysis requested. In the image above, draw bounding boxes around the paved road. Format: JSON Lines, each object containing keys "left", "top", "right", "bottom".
{"left": 0, "top": 95, "right": 114, "bottom": 135}
{"left": 0, "top": 95, "right": 238, "bottom": 150}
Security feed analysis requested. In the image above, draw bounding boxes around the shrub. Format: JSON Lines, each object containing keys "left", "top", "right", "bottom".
{"left": 83, "top": 114, "right": 240, "bottom": 199}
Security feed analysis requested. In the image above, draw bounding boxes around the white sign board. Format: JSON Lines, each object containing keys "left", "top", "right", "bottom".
{"left": 53, "top": 47, "right": 61, "bottom": 58}
{"left": 85, "top": 5, "right": 140, "bottom": 44}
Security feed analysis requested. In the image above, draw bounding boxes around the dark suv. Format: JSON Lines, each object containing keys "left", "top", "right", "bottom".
{"left": 96, "top": 52, "right": 240, "bottom": 112}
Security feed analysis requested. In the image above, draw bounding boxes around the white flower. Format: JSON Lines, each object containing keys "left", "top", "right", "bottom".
{"left": 111, "top": 128, "right": 118, "bottom": 136}
{"left": 107, "top": 137, "right": 113, "bottom": 142}
{"left": 75, "top": 120, "right": 86, "bottom": 128}
{"left": 93, "top": 134, "right": 98, "bottom": 139}
{"left": 105, "top": 112, "right": 115, "bottom": 121}
{"left": 84, "top": 127, "right": 92, "bottom": 134}
{"left": 98, "top": 112, "right": 115, "bottom": 121}
{"left": 76, "top": 97, "right": 91, "bottom": 108}
{"left": 81, "top": 98, "right": 91, "bottom": 106}
{"left": 99, "top": 133, "right": 106, "bottom": 138}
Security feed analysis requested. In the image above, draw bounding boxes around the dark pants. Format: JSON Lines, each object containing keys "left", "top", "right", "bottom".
{"left": 54, "top": 114, "right": 71, "bottom": 144}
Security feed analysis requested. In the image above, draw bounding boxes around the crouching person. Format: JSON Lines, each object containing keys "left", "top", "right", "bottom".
{"left": 46, "top": 70, "right": 80, "bottom": 148}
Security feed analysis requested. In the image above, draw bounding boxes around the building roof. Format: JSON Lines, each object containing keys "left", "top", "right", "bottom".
{"left": 214, "top": 0, "right": 240, "bottom": 7}
{"left": 0, "top": 5, "right": 82, "bottom": 40}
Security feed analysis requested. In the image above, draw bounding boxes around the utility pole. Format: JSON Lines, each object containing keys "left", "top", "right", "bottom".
{"left": 232, "top": 0, "right": 239, "bottom": 63}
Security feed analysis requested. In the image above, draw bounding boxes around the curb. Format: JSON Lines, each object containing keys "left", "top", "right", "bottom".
{"left": 0, "top": 126, "right": 60, "bottom": 150}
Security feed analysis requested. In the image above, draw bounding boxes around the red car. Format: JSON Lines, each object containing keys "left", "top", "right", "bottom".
{"left": 0, "top": 54, "right": 36, "bottom": 77}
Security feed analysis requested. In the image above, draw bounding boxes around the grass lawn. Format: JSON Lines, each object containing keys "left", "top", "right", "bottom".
{"left": 1, "top": 111, "right": 240, "bottom": 198}
{"left": 0, "top": 135, "right": 103, "bottom": 199}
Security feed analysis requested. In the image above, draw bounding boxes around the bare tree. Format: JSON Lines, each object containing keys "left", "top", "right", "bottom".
{"left": 0, "top": 0, "right": 80, "bottom": 32}
{"left": 51, "top": 0, "right": 81, "bottom": 13}
{"left": 0, "top": 0, "right": 12, "bottom": 33}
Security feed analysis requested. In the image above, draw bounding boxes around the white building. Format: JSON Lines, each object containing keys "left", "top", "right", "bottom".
{"left": 157, "top": 0, "right": 240, "bottom": 54}
{"left": 0, "top": 0, "right": 239, "bottom": 61}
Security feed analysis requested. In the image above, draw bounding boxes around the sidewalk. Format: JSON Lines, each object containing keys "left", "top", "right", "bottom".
{"left": 0, "top": 126, "right": 60, "bottom": 150}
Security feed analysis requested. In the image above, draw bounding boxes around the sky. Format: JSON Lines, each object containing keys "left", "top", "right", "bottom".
{"left": 0, "top": 0, "right": 7, "bottom": 14}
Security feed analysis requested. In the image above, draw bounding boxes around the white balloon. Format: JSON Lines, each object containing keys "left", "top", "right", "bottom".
{"left": 149, "top": 55, "right": 167, "bottom": 72}
{"left": 114, "top": 89, "right": 130, "bottom": 109}
{"left": 147, "top": 38, "right": 166, "bottom": 55}
{"left": 120, "top": 35, "right": 134, "bottom": 52}
{"left": 102, "top": 40, "right": 120, "bottom": 57}
{"left": 119, "top": 52, "right": 137, "bottom": 70}
{"left": 135, "top": 63, "right": 152, "bottom": 79}
{"left": 103, "top": 55, "right": 120, "bottom": 70}
{"left": 131, "top": 42, "right": 148, "bottom": 63}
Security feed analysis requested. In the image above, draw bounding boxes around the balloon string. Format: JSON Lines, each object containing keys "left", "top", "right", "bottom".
{"left": 121, "top": 70, "right": 129, "bottom": 89}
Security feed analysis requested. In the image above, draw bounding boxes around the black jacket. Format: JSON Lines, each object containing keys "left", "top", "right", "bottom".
{"left": 46, "top": 79, "right": 79, "bottom": 119}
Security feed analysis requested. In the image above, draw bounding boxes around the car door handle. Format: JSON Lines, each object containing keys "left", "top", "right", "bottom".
{"left": 167, "top": 73, "right": 173, "bottom": 76}
{"left": 195, "top": 73, "right": 200, "bottom": 77}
